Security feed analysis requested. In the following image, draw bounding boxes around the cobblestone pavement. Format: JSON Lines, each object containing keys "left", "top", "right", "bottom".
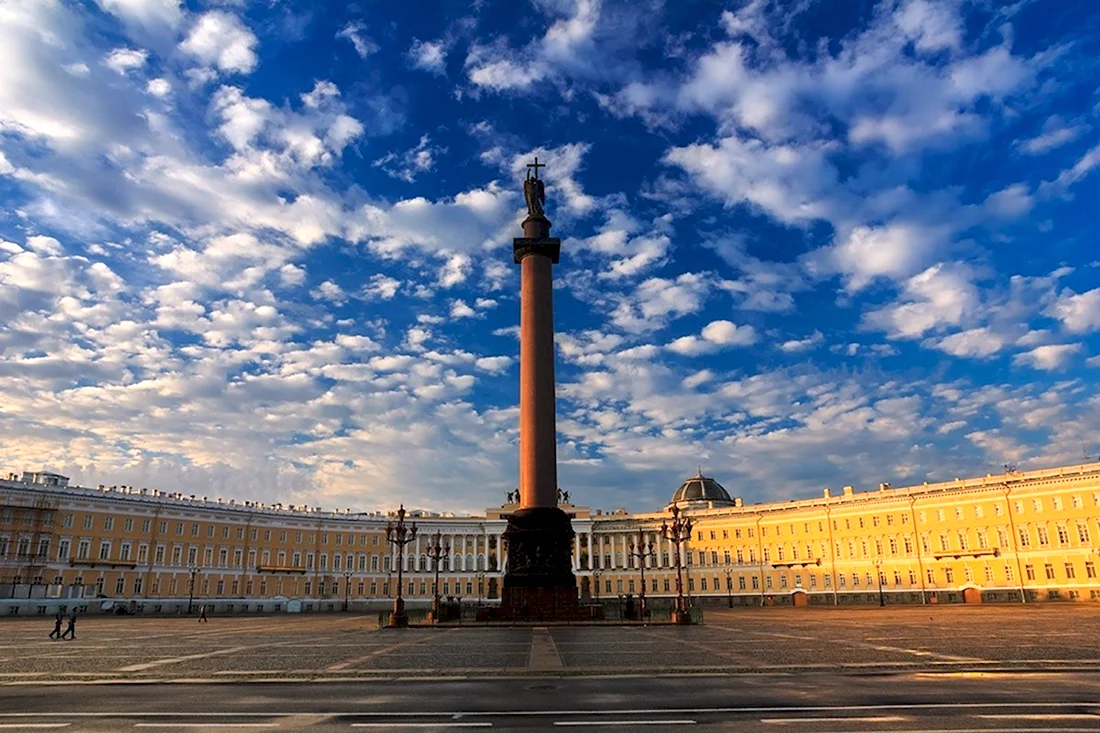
{"left": 2, "top": 605, "right": 1098, "bottom": 682}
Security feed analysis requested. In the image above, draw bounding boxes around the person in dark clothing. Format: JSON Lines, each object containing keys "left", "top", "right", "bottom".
{"left": 198, "top": 604, "right": 208, "bottom": 622}
{"left": 60, "top": 609, "right": 76, "bottom": 640}
{"left": 48, "top": 611, "right": 63, "bottom": 640}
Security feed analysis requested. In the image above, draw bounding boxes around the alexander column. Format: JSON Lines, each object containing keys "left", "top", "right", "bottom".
{"left": 501, "top": 158, "right": 579, "bottom": 620}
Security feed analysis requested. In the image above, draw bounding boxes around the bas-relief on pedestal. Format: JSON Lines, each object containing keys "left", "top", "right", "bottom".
{"left": 499, "top": 159, "right": 582, "bottom": 621}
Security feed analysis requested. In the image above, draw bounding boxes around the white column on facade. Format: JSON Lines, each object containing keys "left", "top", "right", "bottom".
{"left": 587, "top": 531, "right": 594, "bottom": 569}
{"left": 573, "top": 531, "right": 580, "bottom": 570}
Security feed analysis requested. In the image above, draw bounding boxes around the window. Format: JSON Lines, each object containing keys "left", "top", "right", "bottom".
{"left": 944, "top": 568, "right": 954, "bottom": 583}
{"left": 1078, "top": 525, "right": 1091, "bottom": 544}
{"left": 237, "top": 528, "right": 244, "bottom": 540}
{"left": 1005, "top": 564, "right": 1014, "bottom": 581}
{"left": 1065, "top": 563, "right": 1076, "bottom": 579}
{"left": 1025, "top": 565, "right": 1035, "bottom": 580}
{"left": 974, "top": 506, "right": 983, "bottom": 518}
{"left": 709, "top": 531, "right": 716, "bottom": 540}
{"left": 1033, "top": 499, "right": 1042, "bottom": 513}
{"left": 224, "top": 527, "right": 230, "bottom": 539}
{"left": 191, "top": 524, "right": 199, "bottom": 537}
{"left": 154, "top": 546, "right": 164, "bottom": 564}
{"left": 1056, "top": 526, "right": 1070, "bottom": 546}
{"left": 142, "top": 519, "right": 151, "bottom": 533}
{"left": 977, "top": 531, "right": 988, "bottom": 549}
{"left": 955, "top": 507, "right": 964, "bottom": 520}
{"left": 1036, "top": 526, "right": 1050, "bottom": 546}
{"left": 83, "top": 516, "right": 93, "bottom": 529}
{"left": 1044, "top": 563, "right": 1055, "bottom": 580}
{"left": 1053, "top": 497, "right": 1063, "bottom": 510}
{"left": 115, "top": 577, "right": 125, "bottom": 594}
{"left": 63, "top": 514, "right": 74, "bottom": 528}
{"left": 120, "top": 543, "right": 131, "bottom": 561}
{"left": 104, "top": 517, "right": 114, "bottom": 531}
{"left": 722, "top": 530, "right": 728, "bottom": 539}
{"left": 99, "top": 542, "right": 111, "bottom": 559}
{"left": 957, "top": 532, "right": 968, "bottom": 551}
{"left": 206, "top": 526, "right": 214, "bottom": 538}
{"left": 994, "top": 503, "right": 1003, "bottom": 517}
{"left": 937, "top": 509, "right": 945, "bottom": 522}
{"left": 926, "top": 568, "right": 935, "bottom": 584}
{"left": 123, "top": 518, "right": 133, "bottom": 532}
{"left": 872, "top": 516, "right": 880, "bottom": 527}
{"left": 1086, "top": 562, "right": 1096, "bottom": 579}
{"left": 887, "top": 515, "right": 894, "bottom": 526}
{"left": 1017, "top": 528, "right": 1030, "bottom": 547}
{"left": 1072, "top": 495, "right": 1083, "bottom": 509}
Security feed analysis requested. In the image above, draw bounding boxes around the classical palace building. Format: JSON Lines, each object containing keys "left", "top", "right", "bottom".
{"left": 2, "top": 461, "right": 1099, "bottom": 615}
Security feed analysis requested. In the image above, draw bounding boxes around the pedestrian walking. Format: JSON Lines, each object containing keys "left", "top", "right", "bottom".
{"left": 48, "top": 610, "right": 63, "bottom": 640}
{"left": 198, "top": 604, "right": 208, "bottom": 623}
{"left": 60, "top": 609, "right": 77, "bottom": 640}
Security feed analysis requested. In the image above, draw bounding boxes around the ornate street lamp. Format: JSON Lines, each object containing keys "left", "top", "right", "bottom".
{"left": 873, "top": 558, "right": 886, "bottom": 607}
{"left": 476, "top": 570, "right": 485, "bottom": 606}
{"left": 385, "top": 505, "right": 418, "bottom": 627}
{"left": 426, "top": 531, "right": 451, "bottom": 622}
{"left": 628, "top": 528, "right": 655, "bottom": 620}
{"left": 724, "top": 565, "right": 734, "bottom": 608}
{"left": 342, "top": 570, "right": 352, "bottom": 612}
{"left": 187, "top": 565, "right": 201, "bottom": 615}
{"left": 661, "top": 504, "right": 694, "bottom": 624}
{"left": 593, "top": 568, "right": 602, "bottom": 603}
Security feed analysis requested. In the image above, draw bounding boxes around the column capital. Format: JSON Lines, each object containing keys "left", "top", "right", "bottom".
{"left": 513, "top": 237, "right": 561, "bottom": 264}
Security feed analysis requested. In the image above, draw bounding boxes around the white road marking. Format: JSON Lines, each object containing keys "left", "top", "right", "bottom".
{"left": 553, "top": 722, "right": 696, "bottom": 727}
{"left": 762, "top": 716, "right": 907, "bottom": 724}
{"left": 976, "top": 714, "right": 1100, "bottom": 720}
{"left": 0, "top": 725, "right": 72, "bottom": 729}
{"left": 351, "top": 725, "right": 491, "bottom": 729}
{"left": 133, "top": 726, "right": 279, "bottom": 729}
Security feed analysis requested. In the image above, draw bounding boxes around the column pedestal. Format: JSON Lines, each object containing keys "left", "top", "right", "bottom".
{"left": 501, "top": 507, "right": 578, "bottom": 620}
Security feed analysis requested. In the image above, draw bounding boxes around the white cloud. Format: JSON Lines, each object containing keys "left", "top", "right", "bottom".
{"left": 311, "top": 280, "right": 346, "bottom": 305}
{"left": 278, "top": 264, "right": 305, "bottom": 287}
{"left": 779, "top": 331, "right": 824, "bottom": 353}
{"left": 409, "top": 39, "right": 447, "bottom": 73}
{"left": 667, "top": 319, "right": 757, "bottom": 356}
{"left": 1017, "top": 115, "right": 1086, "bottom": 155}
{"left": 146, "top": 78, "right": 171, "bottom": 97}
{"left": 474, "top": 356, "right": 512, "bottom": 374}
{"left": 362, "top": 274, "right": 400, "bottom": 300}
{"left": 1013, "top": 343, "right": 1082, "bottom": 371}
{"left": 862, "top": 263, "right": 980, "bottom": 339}
{"left": 373, "top": 135, "right": 443, "bottom": 183}
{"left": 438, "top": 253, "right": 472, "bottom": 288}
{"left": 337, "top": 22, "right": 378, "bottom": 59}
{"left": 450, "top": 299, "right": 477, "bottom": 319}
{"left": 105, "top": 47, "right": 148, "bottom": 74}
{"left": 96, "top": 0, "right": 182, "bottom": 31}
{"left": 1046, "top": 288, "right": 1100, "bottom": 333}
{"left": 611, "top": 273, "right": 711, "bottom": 333}
{"left": 934, "top": 327, "right": 1005, "bottom": 358}
{"left": 816, "top": 224, "right": 945, "bottom": 292}
{"left": 181, "top": 11, "right": 259, "bottom": 74}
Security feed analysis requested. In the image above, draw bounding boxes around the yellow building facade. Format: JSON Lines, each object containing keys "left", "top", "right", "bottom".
{"left": 2, "top": 461, "right": 1099, "bottom": 616}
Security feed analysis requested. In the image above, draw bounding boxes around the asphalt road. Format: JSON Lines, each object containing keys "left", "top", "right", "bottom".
{"left": 3, "top": 672, "right": 1100, "bottom": 732}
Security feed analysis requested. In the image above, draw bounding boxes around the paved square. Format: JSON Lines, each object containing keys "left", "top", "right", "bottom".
{"left": 1, "top": 605, "right": 1098, "bottom": 682}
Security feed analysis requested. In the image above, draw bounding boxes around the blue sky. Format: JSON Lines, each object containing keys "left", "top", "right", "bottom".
{"left": 1, "top": 0, "right": 1099, "bottom": 514}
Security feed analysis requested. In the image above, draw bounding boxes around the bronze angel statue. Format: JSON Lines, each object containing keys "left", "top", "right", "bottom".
{"left": 523, "top": 169, "right": 545, "bottom": 217}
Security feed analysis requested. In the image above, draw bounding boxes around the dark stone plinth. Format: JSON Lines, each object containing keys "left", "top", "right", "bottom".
{"left": 514, "top": 236, "right": 561, "bottom": 264}
{"left": 500, "top": 506, "right": 579, "bottom": 620}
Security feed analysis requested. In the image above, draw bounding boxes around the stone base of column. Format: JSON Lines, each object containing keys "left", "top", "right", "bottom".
{"left": 499, "top": 507, "right": 579, "bottom": 621}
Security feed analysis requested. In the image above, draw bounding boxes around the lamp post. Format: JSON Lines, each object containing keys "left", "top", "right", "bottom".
{"left": 385, "top": 504, "right": 418, "bottom": 628}
{"left": 187, "top": 565, "right": 201, "bottom": 615}
{"left": 343, "top": 570, "right": 352, "bottom": 612}
{"left": 593, "top": 568, "right": 602, "bottom": 603}
{"left": 426, "top": 531, "right": 451, "bottom": 622}
{"left": 661, "top": 504, "right": 694, "bottom": 624}
{"left": 627, "top": 528, "right": 655, "bottom": 620}
{"left": 476, "top": 571, "right": 485, "bottom": 606}
{"left": 873, "top": 558, "right": 885, "bottom": 607}
{"left": 724, "top": 565, "right": 734, "bottom": 608}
